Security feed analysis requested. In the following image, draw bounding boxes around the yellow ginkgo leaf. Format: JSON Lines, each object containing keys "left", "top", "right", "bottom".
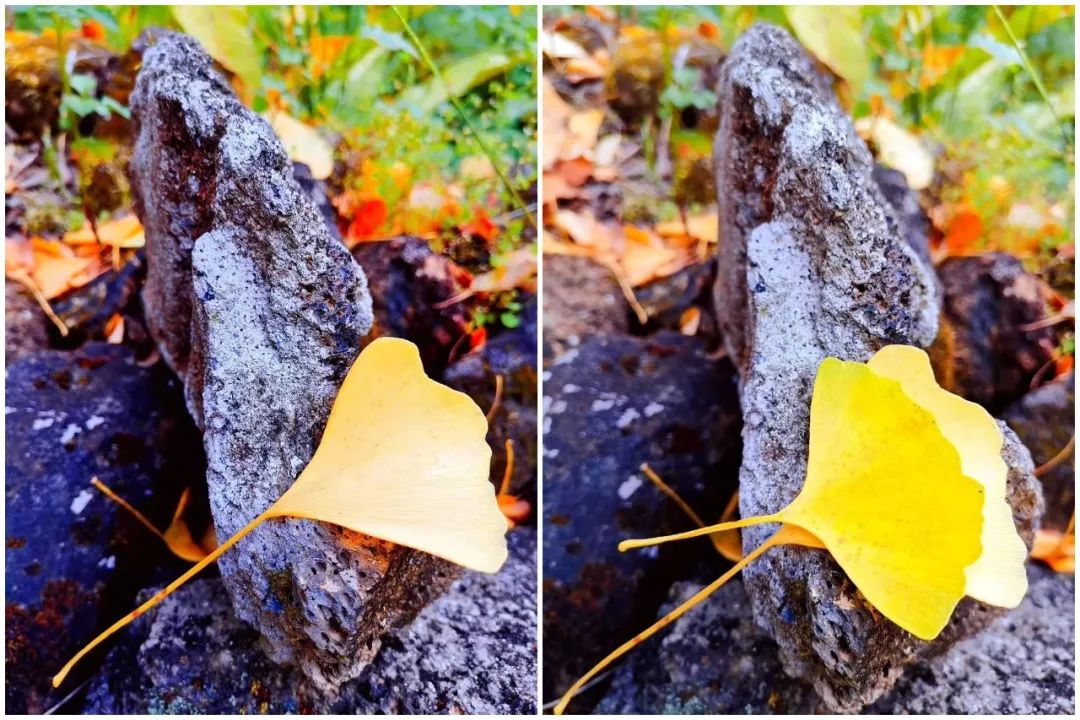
{"left": 266, "top": 109, "right": 335, "bottom": 180}
{"left": 555, "top": 345, "right": 1026, "bottom": 715}
{"left": 54, "top": 337, "right": 507, "bottom": 688}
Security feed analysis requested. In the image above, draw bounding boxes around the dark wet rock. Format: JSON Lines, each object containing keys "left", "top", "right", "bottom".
{"left": 5, "top": 282, "right": 48, "bottom": 361}
{"left": 85, "top": 530, "right": 538, "bottom": 715}
{"left": 595, "top": 578, "right": 819, "bottom": 715}
{"left": 932, "top": 253, "right": 1059, "bottom": 412}
{"left": 5, "top": 343, "right": 202, "bottom": 714}
{"left": 351, "top": 236, "right": 470, "bottom": 375}
{"left": 292, "top": 162, "right": 342, "bottom": 244}
{"left": 542, "top": 255, "right": 628, "bottom": 362}
{"left": 872, "top": 163, "right": 932, "bottom": 266}
{"left": 711, "top": 24, "right": 1042, "bottom": 711}
{"left": 542, "top": 331, "right": 741, "bottom": 711}
{"left": 597, "top": 566, "right": 1073, "bottom": 716}
{"left": 871, "top": 565, "right": 1075, "bottom": 715}
{"left": 632, "top": 259, "right": 718, "bottom": 341}
{"left": 5, "top": 35, "right": 63, "bottom": 140}
{"left": 1002, "top": 373, "right": 1075, "bottom": 532}
{"left": 445, "top": 298, "right": 538, "bottom": 508}
{"left": 130, "top": 30, "right": 451, "bottom": 690}
{"left": 51, "top": 251, "right": 145, "bottom": 347}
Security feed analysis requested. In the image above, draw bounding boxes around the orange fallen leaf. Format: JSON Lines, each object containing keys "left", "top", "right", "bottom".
{"left": 943, "top": 209, "right": 983, "bottom": 256}
{"left": 679, "top": 307, "right": 701, "bottom": 336}
{"left": 345, "top": 197, "right": 389, "bottom": 244}
{"left": 1031, "top": 527, "right": 1075, "bottom": 574}
{"left": 435, "top": 247, "right": 537, "bottom": 308}
{"left": 64, "top": 215, "right": 145, "bottom": 249}
{"left": 656, "top": 213, "right": 719, "bottom": 245}
{"left": 104, "top": 313, "right": 124, "bottom": 344}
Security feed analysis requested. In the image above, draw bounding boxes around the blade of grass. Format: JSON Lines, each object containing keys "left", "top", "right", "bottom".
{"left": 992, "top": 5, "right": 1071, "bottom": 153}
{"left": 391, "top": 6, "right": 536, "bottom": 231}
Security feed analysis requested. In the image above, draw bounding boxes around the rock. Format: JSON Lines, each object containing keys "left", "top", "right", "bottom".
{"left": 871, "top": 565, "right": 1075, "bottom": 715}
{"left": 1002, "top": 373, "right": 1075, "bottom": 531}
{"left": 5, "top": 282, "right": 48, "bottom": 361}
{"left": 85, "top": 529, "right": 538, "bottom": 714}
{"left": 632, "top": 259, "right": 719, "bottom": 341}
{"left": 542, "top": 331, "right": 742, "bottom": 710}
{"left": 5, "top": 343, "right": 202, "bottom": 714}
{"left": 351, "top": 236, "right": 470, "bottom": 375}
{"left": 596, "top": 566, "right": 1074, "bottom": 716}
{"left": 331, "top": 528, "right": 538, "bottom": 714}
{"left": 542, "top": 255, "right": 628, "bottom": 361}
{"left": 130, "top": 30, "right": 451, "bottom": 690}
{"left": 292, "top": 162, "right": 342, "bottom": 244}
{"left": 595, "top": 578, "right": 819, "bottom": 715}
{"left": 872, "top": 163, "right": 932, "bottom": 266}
{"left": 710, "top": 24, "right": 1040, "bottom": 710}
{"left": 445, "top": 298, "right": 538, "bottom": 506}
{"left": 931, "top": 253, "right": 1059, "bottom": 411}
{"left": 51, "top": 251, "right": 145, "bottom": 347}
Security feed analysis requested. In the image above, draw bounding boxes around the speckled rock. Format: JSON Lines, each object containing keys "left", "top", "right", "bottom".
{"left": 872, "top": 163, "right": 932, "bottom": 266}
{"left": 85, "top": 530, "right": 538, "bottom": 715}
{"left": 542, "top": 331, "right": 741, "bottom": 711}
{"left": 445, "top": 298, "right": 538, "bottom": 509}
{"left": 596, "top": 565, "right": 1073, "bottom": 716}
{"left": 1002, "top": 373, "right": 1075, "bottom": 532}
{"left": 542, "top": 255, "right": 628, "bottom": 362}
{"left": 5, "top": 343, "right": 201, "bottom": 714}
{"left": 130, "top": 30, "right": 453, "bottom": 690}
{"left": 5, "top": 282, "right": 48, "bottom": 361}
{"left": 932, "top": 253, "right": 1059, "bottom": 412}
{"left": 711, "top": 23, "right": 1041, "bottom": 711}
{"left": 871, "top": 565, "right": 1075, "bottom": 715}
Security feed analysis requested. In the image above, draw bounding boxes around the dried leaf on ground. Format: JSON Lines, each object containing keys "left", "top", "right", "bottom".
{"left": 266, "top": 109, "right": 335, "bottom": 180}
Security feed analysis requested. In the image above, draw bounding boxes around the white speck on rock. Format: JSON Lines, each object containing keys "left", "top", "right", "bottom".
{"left": 33, "top": 417, "right": 55, "bottom": 430}
{"left": 644, "top": 402, "right": 665, "bottom": 417}
{"left": 616, "top": 408, "right": 640, "bottom": 429}
{"left": 59, "top": 423, "right": 81, "bottom": 445}
{"left": 543, "top": 416, "right": 552, "bottom": 435}
{"left": 85, "top": 415, "right": 106, "bottom": 430}
{"left": 71, "top": 490, "right": 94, "bottom": 514}
{"left": 562, "top": 384, "right": 581, "bottom": 394}
{"left": 98, "top": 555, "right": 116, "bottom": 569}
{"left": 617, "top": 475, "right": 643, "bottom": 500}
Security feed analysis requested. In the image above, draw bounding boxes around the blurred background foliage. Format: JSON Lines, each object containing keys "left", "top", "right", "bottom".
{"left": 9, "top": 4, "right": 537, "bottom": 253}
{"left": 547, "top": 4, "right": 1073, "bottom": 259}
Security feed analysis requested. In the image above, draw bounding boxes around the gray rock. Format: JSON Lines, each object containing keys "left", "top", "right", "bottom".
{"left": 1001, "top": 373, "right": 1075, "bottom": 531}
{"left": 542, "top": 255, "right": 628, "bottom": 362}
{"left": 5, "top": 343, "right": 202, "bottom": 714}
{"left": 85, "top": 530, "right": 538, "bottom": 715}
{"left": 931, "top": 253, "right": 1059, "bottom": 412}
{"left": 596, "top": 566, "right": 1073, "bottom": 716}
{"left": 872, "top": 163, "right": 932, "bottom": 266}
{"left": 130, "top": 30, "right": 452, "bottom": 690}
{"left": 5, "top": 282, "right": 48, "bottom": 361}
{"left": 871, "top": 565, "right": 1075, "bottom": 715}
{"left": 542, "top": 331, "right": 742, "bottom": 710}
{"left": 710, "top": 23, "right": 1041, "bottom": 710}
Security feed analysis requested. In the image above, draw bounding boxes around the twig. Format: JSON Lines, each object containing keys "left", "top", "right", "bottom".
{"left": 486, "top": 374, "right": 505, "bottom": 424}
{"left": 392, "top": 6, "right": 536, "bottom": 231}
{"left": 91, "top": 476, "right": 165, "bottom": 540}
{"left": 1035, "top": 434, "right": 1075, "bottom": 478}
{"left": 10, "top": 269, "right": 69, "bottom": 336}
{"left": 540, "top": 671, "right": 612, "bottom": 711}
{"left": 43, "top": 677, "right": 91, "bottom": 715}
{"left": 500, "top": 438, "right": 515, "bottom": 497}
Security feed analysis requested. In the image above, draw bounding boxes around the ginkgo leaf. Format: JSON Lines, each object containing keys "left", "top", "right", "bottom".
{"left": 266, "top": 110, "right": 335, "bottom": 180}
{"left": 555, "top": 345, "right": 1027, "bottom": 714}
{"left": 54, "top": 337, "right": 507, "bottom": 688}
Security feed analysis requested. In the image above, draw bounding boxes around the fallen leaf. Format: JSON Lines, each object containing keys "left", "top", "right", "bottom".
{"left": 656, "top": 213, "right": 719, "bottom": 244}
{"left": 556, "top": 345, "right": 1028, "bottom": 714}
{"left": 943, "top": 209, "right": 984, "bottom": 255}
{"left": 266, "top": 110, "right": 335, "bottom": 180}
{"left": 104, "top": 313, "right": 124, "bottom": 344}
{"left": 785, "top": 5, "right": 870, "bottom": 90}
{"left": 679, "top": 307, "right": 701, "bottom": 336}
{"left": 64, "top": 214, "right": 145, "bottom": 249}
{"left": 855, "top": 117, "right": 935, "bottom": 190}
{"left": 54, "top": 338, "right": 508, "bottom": 688}
{"left": 1031, "top": 527, "right": 1075, "bottom": 574}
{"left": 436, "top": 247, "right": 537, "bottom": 308}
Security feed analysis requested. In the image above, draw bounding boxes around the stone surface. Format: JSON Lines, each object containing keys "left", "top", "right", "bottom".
{"left": 710, "top": 24, "right": 1041, "bottom": 711}
{"left": 5, "top": 281, "right": 48, "bottom": 361}
{"left": 1002, "top": 373, "right": 1075, "bottom": 532}
{"left": 85, "top": 529, "right": 538, "bottom": 715}
{"left": 632, "top": 259, "right": 719, "bottom": 341}
{"left": 542, "top": 331, "right": 742, "bottom": 710}
{"left": 870, "top": 565, "right": 1075, "bottom": 715}
{"left": 351, "top": 236, "right": 471, "bottom": 376}
{"left": 596, "top": 565, "right": 1074, "bottom": 715}
{"left": 5, "top": 343, "right": 201, "bottom": 714}
{"left": 130, "top": 30, "right": 452, "bottom": 690}
{"left": 931, "top": 253, "right": 1059, "bottom": 412}
{"left": 445, "top": 298, "right": 539, "bottom": 507}
{"left": 872, "top": 163, "right": 932, "bottom": 266}
{"left": 542, "top": 255, "right": 628, "bottom": 362}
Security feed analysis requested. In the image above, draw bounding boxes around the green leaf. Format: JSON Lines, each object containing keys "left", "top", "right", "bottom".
{"left": 398, "top": 51, "right": 516, "bottom": 114}
{"left": 784, "top": 6, "right": 870, "bottom": 91}
{"left": 343, "top": 47, "right": 389, "bottom": 108}
{"left": 170, "top": 6, "right": 262, "bottom": 94}
{"left": 68, "top": 73, "right": 97, "bottom": 97}
{"left": 360, "top": 26, "right": 417, "bottom": 59}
